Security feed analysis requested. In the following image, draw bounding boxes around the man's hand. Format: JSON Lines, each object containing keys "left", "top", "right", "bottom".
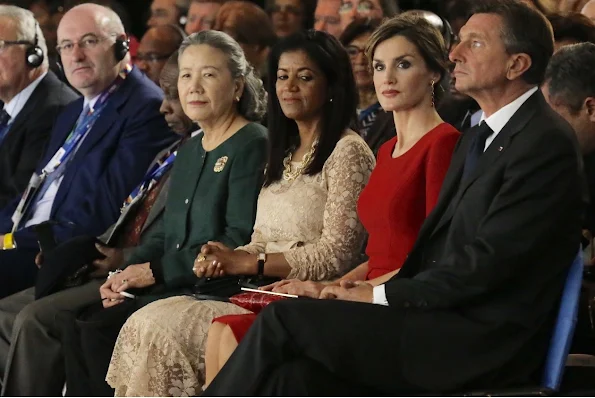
{"left": 91, "top": 243, "right": 125, "bottom": 277}
{"left": 260, "top": 279, "right": 328, "bottom": 299}
{"left": 35, "top": 252, "right": 44, "bottom": 269}
{"left": 320, "top": 280, "right": 374, "bottom": 303}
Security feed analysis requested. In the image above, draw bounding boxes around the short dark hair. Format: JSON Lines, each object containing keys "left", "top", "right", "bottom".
{"left": 264, "top": 30, "right": 357, "bottom": 186}
{"left": 470, "top": 0, "right": 554, "bottom": 85}
{"left": 365, "top": 13, "right": 449, "bottom": 104}
{"left": 548, "top": 12, "right": 595, "bottom": 46}
{"left": 339, "top": 17, "right": 381, "bottom": 47}
{"left": 214, "top": 1, "right": 277, "bottom": 48}
{"left": 160, "top": 51, "right": 180, "bottom": 100}
{"left": 544, "top": 42, "right": 595, "bottom": 113}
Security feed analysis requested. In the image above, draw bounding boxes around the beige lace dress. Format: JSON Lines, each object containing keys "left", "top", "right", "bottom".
{"left": 106, "top": 133, "right": 376, "bottom": 396}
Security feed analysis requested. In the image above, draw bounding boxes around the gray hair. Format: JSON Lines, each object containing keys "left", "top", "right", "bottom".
{"left": 544, "top": 42, "right": 595, "bottom": 113}
{"left": 0, "top": 5, "right": 48, "bottom": 69}
{"left": 178, "top": 30, "right": 267, "bottom": 121}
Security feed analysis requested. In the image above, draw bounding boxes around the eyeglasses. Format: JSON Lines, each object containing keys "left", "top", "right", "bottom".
{"left": 136, "top": 52, "right": 173, "bottom": 63}
{"left": 339, "top": 0, "right": 376, "bottom": 14}
{"left": 56, "top": 35, "right": 110, "bottom": 56}
{"left": 345, "top": 45, "right": 365, "bottom": 58}
{"left": 0, "top": 40, "right": 33, "bottom": 51}
{"left": 187, "top": 15, "right": 215, "bottom": 30}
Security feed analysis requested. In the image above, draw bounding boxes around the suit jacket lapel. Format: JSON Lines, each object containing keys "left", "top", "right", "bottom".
{"left": 141, "top": 175, "right": 170, "bottom": 234}
{"left": 7, "top": 74, "right": 51, "bottom": 135}
{"left": 429, "top": 91, "right": 541, "bottom": 238}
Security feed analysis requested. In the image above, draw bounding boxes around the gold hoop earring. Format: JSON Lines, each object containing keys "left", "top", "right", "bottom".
{"left": 430, "top": 80, "right": 436, "bottom": 108}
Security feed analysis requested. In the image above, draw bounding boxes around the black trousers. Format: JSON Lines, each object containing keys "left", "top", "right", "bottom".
{"left": 203, "top": 298, "right": 423, "bottom": 396}
{"left": 59, "top": 300, "right": 138, "bottom": 396}
{"left": 0, "top": 248, "right": 38, "bottom": 299}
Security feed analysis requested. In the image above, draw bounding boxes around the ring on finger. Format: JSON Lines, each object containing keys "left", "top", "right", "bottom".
{"left": 197, "top": 254, "right": 207, "bottom": 262}
{"left": 121, "top": 279, "right": 128, "bottom": 284}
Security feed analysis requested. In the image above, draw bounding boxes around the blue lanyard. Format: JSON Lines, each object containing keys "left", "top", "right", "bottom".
{"left": 41, "top": 65, "right": 132, "bottom": 176}
{"left": 123, "top": 150, "right": 177, "bottom": 209}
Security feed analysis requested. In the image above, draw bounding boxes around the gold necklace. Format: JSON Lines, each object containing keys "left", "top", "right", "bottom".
{"left": 282, "top": 139, "right": 319, "bottom": 181}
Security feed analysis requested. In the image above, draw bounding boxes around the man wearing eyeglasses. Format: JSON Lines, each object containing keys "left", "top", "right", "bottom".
{"left": 135, "top": 24, "right": 185, "bottom": 85}
{"left": 0, "top": 5, "right": 78, "bottom": 210}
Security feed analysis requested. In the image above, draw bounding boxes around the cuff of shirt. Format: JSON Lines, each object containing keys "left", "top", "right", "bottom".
{"left": 373, "top": 284, "right": 389, "bottom": 306}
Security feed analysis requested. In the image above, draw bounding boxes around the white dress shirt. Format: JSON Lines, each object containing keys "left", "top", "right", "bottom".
{"left": 2, "top": 72, "right": 47, "bottom": 126}
{"left": 372, "top": 86, "right": 539, "bottom": 306}
{"left": 25, "top": 95, "right": 101, "bottom": 228}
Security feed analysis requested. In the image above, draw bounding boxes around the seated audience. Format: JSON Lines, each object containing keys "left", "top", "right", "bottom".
{"left": 56, "top": 30, "right": 268, "bottom": 397}
{"left": 204, "top": 14, "right": 460, "bottom": 385}
{"left": 203, "top": 1, "right": 584, "bottom": 395}
{"left": 548, "top": 12, "right": 595, "bottom": 51}
{"left": 0, "top": 3, "right": 176, "bottom": 299}
{"left": 583, "top": 0, "right": 595, "bottom": 22}
{"left": 213, "top": 1, "right": 276, "bottom": 84}
{"left": 265, "top": 0, "right": 316, "bottom": 38}
{"left": 135, "top": 24, "right": 186, "bottom": 84}
{"left": 185, "top": 0, "right": 224, "bottom": 34}
{"left": 339, "top": 17, "right": 395, "bottom": 155}
{"left": 339, "top": 0, "right": 398, "bottom": 32}
{"left": 105, "top": 29, "right": 375, "bottom": 397}
{"left": 0, "top": 5, "right": 78, "bottom": 208}
{"left": 147, "top": 0, "right": 189, "bottom": 28}
{"left": 0, "top": 52, "right": 194, "bottom": 397}
{"left": 314, "top": 0, "right": 342, "bottom": 37}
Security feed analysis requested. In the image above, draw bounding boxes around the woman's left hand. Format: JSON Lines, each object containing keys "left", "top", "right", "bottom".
{"left": 193, "top": 246, "right": 255, "bottom": 278}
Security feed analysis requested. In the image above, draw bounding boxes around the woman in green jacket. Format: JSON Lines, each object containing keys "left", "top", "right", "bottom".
{"left": 58, "top": 30, "right": 268, "bottom": 396}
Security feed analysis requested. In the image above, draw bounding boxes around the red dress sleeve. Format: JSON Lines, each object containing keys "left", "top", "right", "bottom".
{"left": 425, "top": 127, "right": 460, "bottom": 216}
{"left": 213, "top": 313, "right": 259, "bottom": 343}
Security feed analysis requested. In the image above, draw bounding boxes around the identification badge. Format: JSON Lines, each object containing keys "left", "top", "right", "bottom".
{"left": 43, "top": 148, "right": 66, "bottom": 174}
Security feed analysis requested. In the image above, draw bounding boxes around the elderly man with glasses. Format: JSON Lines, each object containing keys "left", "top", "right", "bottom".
{"left": 0, "top": 5, "right": 78, "bottom": 210}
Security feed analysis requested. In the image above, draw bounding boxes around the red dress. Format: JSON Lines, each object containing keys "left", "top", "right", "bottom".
{"left": 214, "top": 123, "right": 460, "bottom": 342}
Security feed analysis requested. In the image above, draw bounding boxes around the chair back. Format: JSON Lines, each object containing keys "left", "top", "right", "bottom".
{"left": 541, "top": 249, "right": 584, "bottom": 391}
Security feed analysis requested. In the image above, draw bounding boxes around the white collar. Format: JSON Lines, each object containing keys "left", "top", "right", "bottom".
{"left": 480, "top": 86, "right": 539, "bottom": 133}
{"left": 3, "top": 72, "right": 48, "bottom": 121}
{"left": 83, "top": 94, "right": 101, "bottom": 112}
{"left": 191, "top": 129, "right": 202, "bottom": 138}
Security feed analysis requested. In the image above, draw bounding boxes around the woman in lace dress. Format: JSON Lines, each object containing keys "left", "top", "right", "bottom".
{"left": 106, "top": 30, "right": 375, "bottom": 397}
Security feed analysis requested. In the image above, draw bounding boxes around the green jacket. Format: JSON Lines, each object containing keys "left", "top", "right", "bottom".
{"left": 126, "top": 123, "right": 268, "bottom": 291}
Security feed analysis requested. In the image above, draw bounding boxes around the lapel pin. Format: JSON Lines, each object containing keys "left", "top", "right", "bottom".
{"left": 498, "top": 146, "right": 503, "bottom": 152}
{"left": 214, "top": 156, "right": 229, "bottom": 172}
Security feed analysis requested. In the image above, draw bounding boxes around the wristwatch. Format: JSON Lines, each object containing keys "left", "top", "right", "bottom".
{"left": 257, "top": 253, "right": 267, "bottom": 278}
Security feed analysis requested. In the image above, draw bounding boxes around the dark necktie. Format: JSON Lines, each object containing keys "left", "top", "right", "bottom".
{"left": 0, "top": 109, "right": 11, "bottom": 144}
{"left": 462, "top": 122, "right": 493, "bottom": 180}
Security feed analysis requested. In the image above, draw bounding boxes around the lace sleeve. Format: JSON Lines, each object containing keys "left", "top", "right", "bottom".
{"left": 284, "top": 136, "right": 376, "bottom": 280}
{"left": 235, "top": 228, "right": 266, "bottom": 254}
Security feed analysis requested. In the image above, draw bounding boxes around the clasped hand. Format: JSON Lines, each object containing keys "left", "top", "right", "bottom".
{"left": 193, "top": 241, "right": 253, "bottom": 278}
{"left": 99, "top": 262, "right": 155, "bottom": 308}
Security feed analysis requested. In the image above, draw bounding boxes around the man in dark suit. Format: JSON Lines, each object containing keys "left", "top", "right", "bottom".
{"left": 203, "top": 1, "right": 585, "bottom": 395}
{"left": 0, "top": 5, "right": 78, "bottom": 208}
{"left": 0, "top": 3, "right": 177, "bottom": 299}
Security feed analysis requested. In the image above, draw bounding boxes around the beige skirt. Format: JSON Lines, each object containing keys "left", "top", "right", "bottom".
{"left": 106, "top": 296, "right": 251, "bottom": 397}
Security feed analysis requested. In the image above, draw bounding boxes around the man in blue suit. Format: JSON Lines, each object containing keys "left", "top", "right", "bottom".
{"left": 0, "top": 3, "right": 177, "bottom": 298}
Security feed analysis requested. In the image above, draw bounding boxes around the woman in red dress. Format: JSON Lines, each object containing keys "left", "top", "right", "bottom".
{"left": 205, "top": 14, "right": 461, "bottom": 387}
